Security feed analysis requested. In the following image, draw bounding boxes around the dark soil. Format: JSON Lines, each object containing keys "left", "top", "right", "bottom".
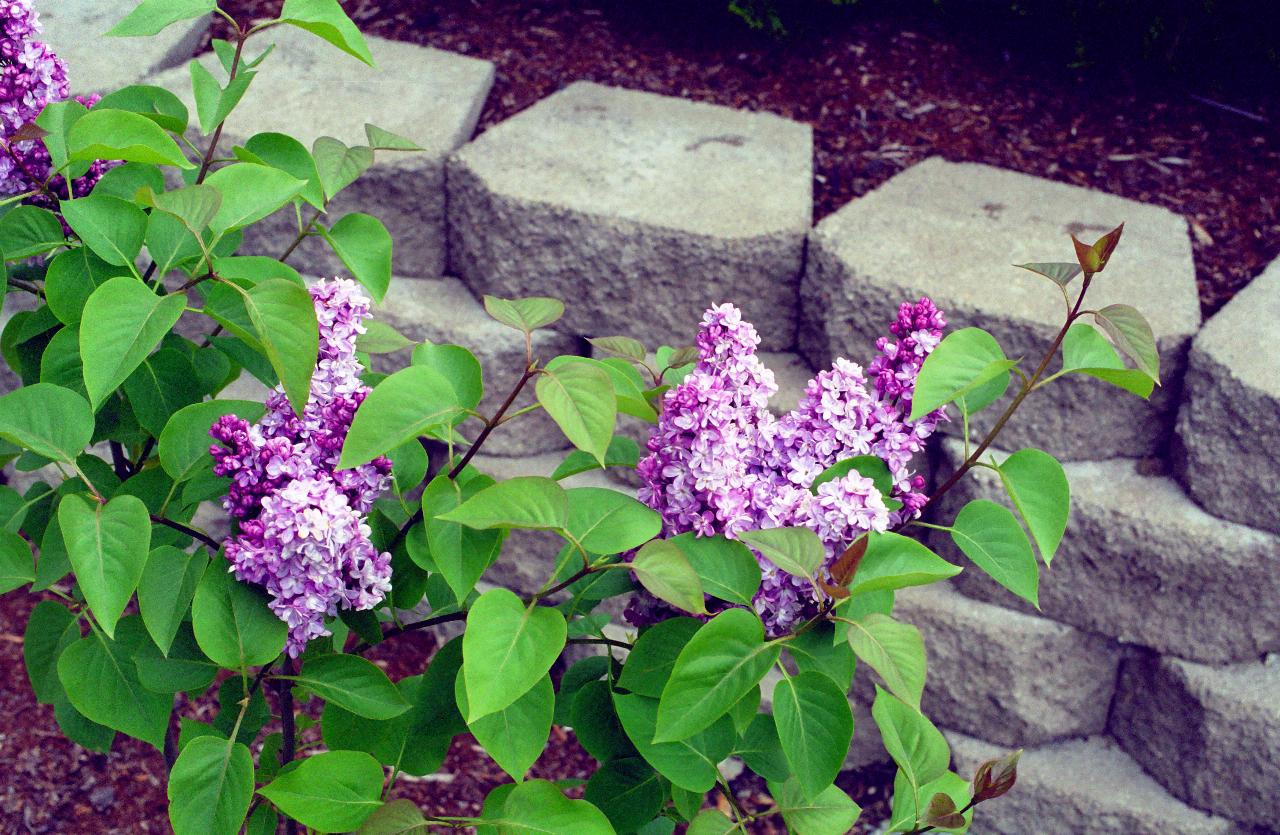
{"left": 212, "top": 0, "right": 1280, "bottom": 316}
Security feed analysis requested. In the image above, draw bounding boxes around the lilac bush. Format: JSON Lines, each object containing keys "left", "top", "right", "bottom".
{"left": 0, "top": 1, "right": 1160, "bottom": 832}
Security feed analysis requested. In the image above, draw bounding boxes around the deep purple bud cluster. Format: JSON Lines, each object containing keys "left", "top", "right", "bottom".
{"left": 0, "top": 2, "right": 108, "bottom": 201}
{"left": 632, "top": 299, "right": 947, "bottom": 635}
{"left": 211, "top": 279, "right": 393, "bottom": 656}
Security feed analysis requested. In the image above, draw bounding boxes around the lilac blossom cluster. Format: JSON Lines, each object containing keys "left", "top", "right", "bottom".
{"left": 633, "top": 299, "right": 947, "bottom": 634}
{"left": 0, "top": 0, "right": 108, "bottom": 201}
{"left": 210, "top": 279, "right": 393, "bottom": 656}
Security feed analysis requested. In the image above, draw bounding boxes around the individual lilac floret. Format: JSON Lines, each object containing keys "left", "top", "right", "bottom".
{"left": 866, "top": 297, "right": 949, "bottom": 523}
{"left": 0, "top": 1, "right": 111, "bottom": 205}
{"left": 210, "top": 279, "right": 393, "bottom": 656}
{"left": 760, "top": 358, "right": 880, "bottom": 488}
{"left": 213, "top": 280, "right": 392, "bottom": 517}
{"left": 753, "top": 472, "right": 892, "bottom": 633}
{"left": 629, "top": 299, "right": 947, "bottom": 636}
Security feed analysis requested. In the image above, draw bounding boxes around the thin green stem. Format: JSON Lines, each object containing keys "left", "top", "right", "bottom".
{"left": 194, "top": 31, "right": 246, "bottom": 184}
{"left": 70, "top": 464, "right": 104, "bottom": 503}
{"left": 925, "top": 275, "right": 1093, "bottom": 509}
{"left": 246, "top": 19, "right": 283, "bottom": 36}
{"left": 494, "top": 402, "right": 542, "bottom": 425}
{"left": 908, "top": 520, "right": 955, "bottom": 534}
{"left": 717, "top": 774, "right": 750, "bottom": 826}
{"left": 212, "top": 7, "right": 239, "bottom": 30}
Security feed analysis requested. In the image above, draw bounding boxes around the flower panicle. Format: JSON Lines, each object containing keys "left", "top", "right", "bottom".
{"left": 209, "top": 278, "right": 393, "bottom": 657}
{"left": 629, "top": 298, "right": 947, "bottom": 635}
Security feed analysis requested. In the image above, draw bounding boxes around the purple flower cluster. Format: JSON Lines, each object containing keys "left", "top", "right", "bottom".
{"left": 633, "top": 299, "right": 948, "bottom": 634}
{"left": 0, "top": 1, "right": 108, "bottom": 201}
{"left": 210, "top": 279, "right": 393, "bottom": 656}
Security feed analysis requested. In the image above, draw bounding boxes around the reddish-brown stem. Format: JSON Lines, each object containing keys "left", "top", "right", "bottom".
{"left": 108, "top": 441, "right": 130, "bottom": 480}
{"left": 359, "top": 558, "right": 597, "bottom": 653}
{"left": 448, "top": 366, "right": 538, "bottom": 480}
{"left": 279, "top": 207, "right": 324, "bottom": 263}
{"left": 352, "top": 610, "right": 468, "bottom": 654}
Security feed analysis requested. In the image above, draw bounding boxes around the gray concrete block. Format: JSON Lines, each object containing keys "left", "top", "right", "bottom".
{"left": 1174, "top": 259, "right": 1280, "bottom": 535}
{"left": 372, "top": 277, "right": 580, "bottom": 457}
{"left": 447, "top": 82, "right": 812, "bottom": 350}
{"left": 42, "top": 0, "right": 209, "bottom": 94}
{"left": 800, "top": 157, "right": 1200, "bottom": 460}
{"left": 149, "top": 27, "right": 494, "bottom": 278}
{"left": 947, "top": 732, "right": 1237, "bottom": 835}
{"left": 935, "top": 439, "right": 1280, "bottom": 663}
{"left": 895, "top": 583, "right": 1120, "bottom": 747}
{"left": 1110, "top": 653, "right": 1280, "bottom": 828}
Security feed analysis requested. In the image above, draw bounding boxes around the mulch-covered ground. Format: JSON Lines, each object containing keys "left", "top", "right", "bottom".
{"left": 216, "top": 0, "right": 1279, "bottom": 316}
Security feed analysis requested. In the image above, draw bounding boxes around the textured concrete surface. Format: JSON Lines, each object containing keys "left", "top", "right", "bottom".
{"left": 934, "top": 440, "right": 1280, "bottom": 663}
{"left": 1110, "top": 653, "right": 1280, "bottom": 828}
{"left": 1174, "top": 259, "right": 1280, "bottom": 535}
{"left": 447, "top": 82, "right": 812, "bottom": 350}
{"left": 947, "top": 732, "right": 1237, "bottom": 835}
{"left": 895, "top": 583, "right": 1120, "bottom": 747}
{"left": 372, "top": 276, "right": 582, "bottom": 457}
{"left": 150, "top": 27, "right": 494, "bottom": 277}
{"left": 800, "top": 157, "right": 1199, "bottom": 460}
{"left": 41, "top": 0, "right": 209, "bottom": 94}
